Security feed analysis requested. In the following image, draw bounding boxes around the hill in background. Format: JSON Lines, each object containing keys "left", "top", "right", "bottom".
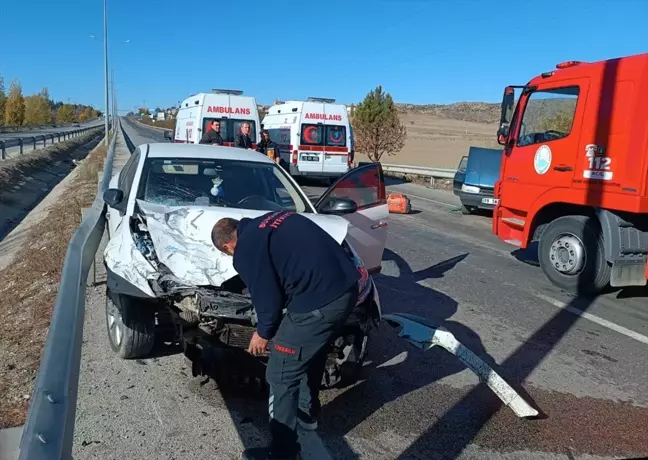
{"left": 353, "top": 102, "right": 501, "bottom": 168}
{"left": 358, "top": 98, "right": 575, "bottom": 168}
{"left": 396, "top": 102, "right": 501, "bottom": 125}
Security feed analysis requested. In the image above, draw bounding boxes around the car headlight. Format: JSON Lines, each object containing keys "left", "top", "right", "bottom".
{"left": 461, "top": 184, "right": 480, "bottom": 194}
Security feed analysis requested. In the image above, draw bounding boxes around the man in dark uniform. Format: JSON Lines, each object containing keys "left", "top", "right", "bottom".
{"left": 256, "top": 129, "right": 282, "bottom": 164}
{"left": 211, "top": 211, "right": 360, "bottom": 460}
{"left": 199, "top": 120, "right": 224, "bottom": 145}
{"left": 256, "top": 130, "right": 277, "bottom": 155}
{"left": 234, "top": 121, "right": 254, "bottom": 149}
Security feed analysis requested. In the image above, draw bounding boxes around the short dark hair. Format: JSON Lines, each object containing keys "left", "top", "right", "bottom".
{"left": 211, "top": 218, "right": 240, "bottom": 251}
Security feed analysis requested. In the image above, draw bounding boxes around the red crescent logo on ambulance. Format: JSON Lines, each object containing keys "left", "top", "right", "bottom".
{"left": 304, "top": 126, "right": 319, "bottom": 144}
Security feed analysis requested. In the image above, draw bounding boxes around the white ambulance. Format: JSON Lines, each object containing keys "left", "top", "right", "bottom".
{"left": 173, "top": 89, "right": 261, "bottom": 147}
{"left": 261, "top": 97, "right": 354, "bottom": 182}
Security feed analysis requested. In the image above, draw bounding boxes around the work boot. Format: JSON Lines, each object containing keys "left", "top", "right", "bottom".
{"left": 241, "top": 446, "right": 300, "bottom": 460}
{"left": 296, "top": 409, "right": 318, "bottom": 431}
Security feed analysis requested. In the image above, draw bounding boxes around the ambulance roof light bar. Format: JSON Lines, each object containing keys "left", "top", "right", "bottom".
{"left": 212, "top": 89, "right": 244, "bottom": 95}
{"left": 555, "top": 61, "right": 584, "bottom": 69}
{"left": 307, "top": 97, "right": 336, "bottom": 103}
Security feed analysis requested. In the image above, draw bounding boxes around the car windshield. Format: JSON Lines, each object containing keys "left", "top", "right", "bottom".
{"left": 136, "top": 157, "right": 310, "bottom": 212}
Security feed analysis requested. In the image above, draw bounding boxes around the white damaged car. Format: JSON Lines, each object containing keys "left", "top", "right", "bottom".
{"left": 102, "top": 143, "right": 389, "bottom": 387}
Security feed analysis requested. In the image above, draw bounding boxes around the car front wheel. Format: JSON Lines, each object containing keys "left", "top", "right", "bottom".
{"left": 321, "top": 328, "right": 369, "bottom": 389}
{"left": 106, "top": 291, "right": 156, "bottom": 359}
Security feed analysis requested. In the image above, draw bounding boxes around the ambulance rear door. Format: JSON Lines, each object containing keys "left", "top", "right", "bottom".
{"left": 322, "top": 104, "right": 350, "bottom": 176}
{"left": 298, "top": 101, "right": 327, "bottom": 174}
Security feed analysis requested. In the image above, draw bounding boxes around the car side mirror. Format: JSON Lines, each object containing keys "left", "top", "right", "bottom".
{"left": 318, "top": 197, "right": 358, "bottom": 215}
{"left": 103, "top": 188, "right": 125, "bottom": 211}
{"left": 164, "top": 130, "right": 173, "bottom": 141}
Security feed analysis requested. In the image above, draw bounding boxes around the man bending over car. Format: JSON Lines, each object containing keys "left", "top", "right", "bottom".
{"left": 211, "top": 211, "right": 360, "bottom": 460}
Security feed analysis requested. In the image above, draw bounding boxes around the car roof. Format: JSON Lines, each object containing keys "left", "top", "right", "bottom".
{"left": 142, "top": 143, "right": 275, "bottom": 164}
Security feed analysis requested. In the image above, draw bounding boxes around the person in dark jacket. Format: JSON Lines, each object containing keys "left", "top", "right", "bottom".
{"left": 211, "top": 211, "right": 360, "bottom": 460}
{"left": 256, "top": 130, "right": 280, "bottom": 162}
{"left": 234, "top": 121, "right": 254, "bottom": 149}
{"left": 199, "top": 120, "right": 224, "bottom": 145}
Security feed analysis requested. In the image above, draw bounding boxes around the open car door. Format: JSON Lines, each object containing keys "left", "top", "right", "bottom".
{"left": 315, "top": 163, "right": 388, "bottom": 273}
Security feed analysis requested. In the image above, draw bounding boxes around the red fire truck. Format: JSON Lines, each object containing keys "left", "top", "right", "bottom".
{"left": 492, "top": 52, "right": 648, "bottom": 295}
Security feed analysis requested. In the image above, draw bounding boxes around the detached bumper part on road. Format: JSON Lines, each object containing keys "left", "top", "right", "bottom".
{"left": 383, "top": 313, "right": 539, "bottom": 418}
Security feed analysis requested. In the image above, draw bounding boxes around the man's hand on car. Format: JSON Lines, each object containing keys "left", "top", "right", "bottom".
{"left": 248, "top": 331, "right": 269, "bottom": 355}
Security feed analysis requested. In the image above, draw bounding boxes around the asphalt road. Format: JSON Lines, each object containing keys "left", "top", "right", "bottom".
{"left": 0, "top": 119, "right": 104, "bottom": 141}
{"left": 72, "top": 120, "right": 648, "bottom": 460}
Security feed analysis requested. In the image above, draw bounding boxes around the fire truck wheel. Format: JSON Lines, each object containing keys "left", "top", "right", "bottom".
{"left": 538, "top": 215, "right": 611, "bottom": 296}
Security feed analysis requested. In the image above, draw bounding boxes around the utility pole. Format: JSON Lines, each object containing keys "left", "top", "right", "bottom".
{"left": 111, "top": 69, "right": 116, "bottom": 126}
{"left": 103, "top": 0, "right": 110, "bottom": 141}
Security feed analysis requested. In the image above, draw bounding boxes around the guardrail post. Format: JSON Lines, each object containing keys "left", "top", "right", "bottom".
{"left": 81, "top": 208, "right": 97, "bottom": 287}
{"left": 32, "top": 136, "right": 37, "bottom": 150}
{"left": 19, "top": 138, "right": 24, "bottom": 155}
{"left": 0, "top": 141, "right": 5, "bottom": 160}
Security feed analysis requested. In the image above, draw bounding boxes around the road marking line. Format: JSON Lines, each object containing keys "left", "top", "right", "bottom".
{"left": 533, "top": 292, "right": 648, "bottom": 346}
{"left": 388, "top": 189, "right": 456, "bottom": 208}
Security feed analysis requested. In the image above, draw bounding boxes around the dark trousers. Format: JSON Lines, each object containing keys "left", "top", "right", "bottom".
{"left": 266, "top": 286, "right": 358, "bottom": 456}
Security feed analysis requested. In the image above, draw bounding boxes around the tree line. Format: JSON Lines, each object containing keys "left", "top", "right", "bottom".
{"left": 0, "top": 75, "right": 102, "bottom": 127}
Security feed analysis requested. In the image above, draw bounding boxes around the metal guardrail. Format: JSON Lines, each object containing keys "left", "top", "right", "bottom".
{"left": 0, "top": 126, "right": 104, "bottom": 160}
{"left": 0, "top": 119, "right": 100, "bottom": 134}
{"left": 381, "top": 163, "right": 457, "bottom": 179}
{"left": 16, "top": 119, "right": 119, "bottom": 460}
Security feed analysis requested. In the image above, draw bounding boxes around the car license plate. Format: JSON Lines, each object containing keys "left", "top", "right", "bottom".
{"left": 301, "top": 154, "right": 319, "bottom": 162}
{"left": 481, "top": 197, "right": 499, "bottom": 205}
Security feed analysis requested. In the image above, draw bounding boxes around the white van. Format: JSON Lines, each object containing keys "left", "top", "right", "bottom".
{"left": 261, "top": 97, "right": 354, "bottom": 181}
{"left": 173, "top": 89, "right": 261, "bottom": 146}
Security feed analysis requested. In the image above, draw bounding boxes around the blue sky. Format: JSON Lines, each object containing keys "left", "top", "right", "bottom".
{"left": 1, "top": 0, "right": 646, "bottom": 113}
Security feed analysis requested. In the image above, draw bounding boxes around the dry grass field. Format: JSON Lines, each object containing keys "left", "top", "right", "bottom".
{"left": 354, "top": 102, "right": 501, "bottom": 169}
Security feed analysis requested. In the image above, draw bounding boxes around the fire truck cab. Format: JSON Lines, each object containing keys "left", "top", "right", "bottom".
{"left": 173, "top": 89, "right": 261, "bottom": 146}
{"left": 493, "top": 52, "right": 648, "bottom": 295}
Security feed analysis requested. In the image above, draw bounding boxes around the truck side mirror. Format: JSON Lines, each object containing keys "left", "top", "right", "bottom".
{"left": 497, "top": 124, "right": 510, "bottom": 145}
{"left": 497, "top": 87, "right": 516, "bottom": 146}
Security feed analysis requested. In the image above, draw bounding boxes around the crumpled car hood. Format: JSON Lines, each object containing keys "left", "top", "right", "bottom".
{"left": 104, "top": 200, "right": 350, "bottom": 298}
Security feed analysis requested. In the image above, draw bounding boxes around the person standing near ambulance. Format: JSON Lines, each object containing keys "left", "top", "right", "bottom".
{"left": 199, "top": 120, "right": 224, "bottom": 145}
{"left": 234, "top": 121, "right": 254, "bottom": 149}
{"left": 211, "top": 211, "right": 360, "bottom": 460}
{"left": 256, "top": 130, "right": 280, "bottom": 162}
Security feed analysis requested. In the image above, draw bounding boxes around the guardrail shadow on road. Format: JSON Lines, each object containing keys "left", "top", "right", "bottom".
{"left": 395, "top": 290, "right": 598, "bottom": 459}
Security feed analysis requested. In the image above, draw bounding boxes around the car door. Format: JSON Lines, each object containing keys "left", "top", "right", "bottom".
{"left": 106, "top": 148, "right": 141, "bottom": 237}
{"left": 453, "top": 155, "right": 468, "bottom": 196}
{"left": 315, "top": 163, "right": 388, "bottom": 273}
